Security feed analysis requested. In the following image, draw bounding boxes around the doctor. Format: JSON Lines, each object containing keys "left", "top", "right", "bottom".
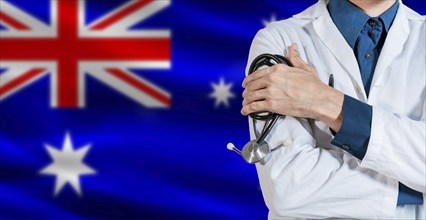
{"left": 242, "top": 0, "right": 425, "bottom": 219}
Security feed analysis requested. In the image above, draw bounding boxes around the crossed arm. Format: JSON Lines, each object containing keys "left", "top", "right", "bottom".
{"left": 243, "top": 29, "right": 425, "bottom": 218}
{"left": 241, "top": 43, "right": 344, "bottom": 132}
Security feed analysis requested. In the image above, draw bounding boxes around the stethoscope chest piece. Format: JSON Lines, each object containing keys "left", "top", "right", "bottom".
{"left": 241, "top": 140, "right": 270, "bottom": 164}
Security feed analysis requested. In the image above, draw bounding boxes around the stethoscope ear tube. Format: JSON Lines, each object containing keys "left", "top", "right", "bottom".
{"left": 248, "top": 54, "right": 293, "bottom": 74}
{"left": 248, "top": 54, "right": 293, "bottom": 144}
{"left": 227, "top": 53, "right": 293, "bottom": 165}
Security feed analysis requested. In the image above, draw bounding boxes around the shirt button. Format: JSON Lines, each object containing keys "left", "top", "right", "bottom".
{"left": 342, "top": 144, "right": 351, "bottom": 150}
{"left": 369, "top": 20, "right": 376, "bottom": 27}
{"left": 365, "top": 53, "right": 372, "bottom": 59}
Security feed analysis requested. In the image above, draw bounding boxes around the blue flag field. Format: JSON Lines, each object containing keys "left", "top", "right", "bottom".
{"left": 0, "top": 0, "right": 425, "bottom": 219}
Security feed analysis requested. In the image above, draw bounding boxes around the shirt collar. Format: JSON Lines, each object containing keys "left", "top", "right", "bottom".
{"left": 327, "top": 0, "right": 399, "bottom": 49}
{"left": 380, "top": 1, "right": 399, "bottom": 32}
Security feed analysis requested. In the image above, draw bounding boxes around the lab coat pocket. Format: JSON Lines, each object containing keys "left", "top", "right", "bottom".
{"left": 265, "top": 116, "right": 318, "bottom": 188}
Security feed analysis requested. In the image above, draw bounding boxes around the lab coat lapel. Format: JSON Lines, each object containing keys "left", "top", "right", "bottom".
{"left": 312, "top": 13, "right": 367, "bottom": 100}
{"left": 368, "top": 4, "right": 410, "bottom": 99}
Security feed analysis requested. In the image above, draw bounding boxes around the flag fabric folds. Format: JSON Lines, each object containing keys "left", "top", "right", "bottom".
{"left": 0, "top": 0, "right": 425, "bottom": 219}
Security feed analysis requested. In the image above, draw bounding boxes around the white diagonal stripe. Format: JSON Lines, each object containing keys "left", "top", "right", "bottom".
{"left": 0, "top": 0, "right": 53, "bottom": 37}
{"left": 83, "top": 62, "right": 170, "bottom": 107}
{"left": 100, "top": 0, "right": 170, "bottom": 32}
{"left": 81, "top": 0, "right": 170, "bottom": 38}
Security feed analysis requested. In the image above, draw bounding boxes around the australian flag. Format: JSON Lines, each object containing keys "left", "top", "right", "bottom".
{"left": 1, "top": 0, "right": 425, "bottom": 219}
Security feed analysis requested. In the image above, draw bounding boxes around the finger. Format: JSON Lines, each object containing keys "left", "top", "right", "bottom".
{"left": 288, "top": 43, "right": 318, "bottom": 78}
{"left": 242, "top": 89, "right": 269, "bottom": 106}
{"left": 242, "top": 79, "right": 268, "bottom": 98}
{"left": 288, "top": 43, "right": 307, "bottom": 69}
{"left": 241, "top": 100, "right": 271, "bottom": 116}
{"left": 242, "top": 66, "right": 272, "bottom": 88}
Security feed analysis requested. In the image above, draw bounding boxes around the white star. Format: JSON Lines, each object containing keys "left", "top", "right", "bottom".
{"left": 262, "top": 13, "right": 277, "bottom": 27}
{"left": 209, "top": 78, "right": 235, "bottom": 108}
{"left": 40, "top": 133, "right": 96, "bottom": 196}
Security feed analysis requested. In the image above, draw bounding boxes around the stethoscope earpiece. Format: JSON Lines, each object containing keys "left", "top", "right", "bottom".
{"left": 227, "top": 54, "right": 293, "bottom": 165}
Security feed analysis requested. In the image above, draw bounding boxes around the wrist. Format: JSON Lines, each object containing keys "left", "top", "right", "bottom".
{"left": 314, "top": 87, "right": 344, "bottom": 132}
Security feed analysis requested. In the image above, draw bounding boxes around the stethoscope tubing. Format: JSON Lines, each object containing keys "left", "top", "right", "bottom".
{"left": 247, "top": 54, "right": 294, "bottom": 144}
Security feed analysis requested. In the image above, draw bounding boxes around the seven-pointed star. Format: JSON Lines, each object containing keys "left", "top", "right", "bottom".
{"left": 40, "top": 133, "right": 96, "bottom": 196}
{"left": 209, "top": 78, "right": 235, "bottom": 108}
{"left": 262, "top": 13, "right": 277, "bottom": 27}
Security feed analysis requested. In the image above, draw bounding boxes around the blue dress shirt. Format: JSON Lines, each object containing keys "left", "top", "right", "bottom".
{"left": 327, "top": 0, "right": 423, "bottom": 206}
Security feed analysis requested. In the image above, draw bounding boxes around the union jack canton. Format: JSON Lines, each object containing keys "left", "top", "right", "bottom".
{"left": 0, "top": 0, "right": 171, "bottom": 108}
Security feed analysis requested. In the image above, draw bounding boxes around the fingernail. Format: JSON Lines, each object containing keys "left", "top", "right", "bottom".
{"left": 293, "top": 43, "right": 298, "bottom": 50}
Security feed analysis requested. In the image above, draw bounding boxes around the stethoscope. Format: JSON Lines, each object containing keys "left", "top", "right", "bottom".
{"left": 227, "top": 54, "right": 294, "bottom": 165}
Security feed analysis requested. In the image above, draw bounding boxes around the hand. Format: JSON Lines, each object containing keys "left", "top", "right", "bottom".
{"left": 241, "top": 43, "right": 344, "bottom": 132}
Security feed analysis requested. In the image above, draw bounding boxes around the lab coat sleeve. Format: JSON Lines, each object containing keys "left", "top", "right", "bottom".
{"left": 248, "top": 27, "right": 399, "bottom": 219}
{"left": 360, "top": 104, "right": 426, "bottom": 193}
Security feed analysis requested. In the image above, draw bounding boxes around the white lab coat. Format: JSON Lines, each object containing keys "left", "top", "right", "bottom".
{"left": 247, "top": 0, "right": 426, "bottom": 219}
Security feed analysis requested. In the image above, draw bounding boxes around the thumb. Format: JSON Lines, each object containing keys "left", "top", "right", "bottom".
{"left": 288, "top": 43, "right": 317, "bottom": 77}
{"left": 288, "top": 43, "right": 306, "bottom": 68}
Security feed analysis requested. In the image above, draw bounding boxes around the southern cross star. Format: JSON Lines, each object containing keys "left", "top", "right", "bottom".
{"left": 209, "top": 78, "right": 235, "bottom": 108}
{"left": 40, "top": 133, "right": 96, "bottom": 196}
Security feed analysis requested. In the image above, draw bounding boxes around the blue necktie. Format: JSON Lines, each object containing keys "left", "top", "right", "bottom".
{"left": 354, "top": 18, "right": 383, "bottom": 96}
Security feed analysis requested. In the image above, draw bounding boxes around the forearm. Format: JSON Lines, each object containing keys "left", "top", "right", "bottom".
{"left": 313, "top": 86, "right": 344, "bottom": 132}
{"left": 314, "top": 88, "right": 426, "bottom": 192}
{"left": 252, "top": 116, "right": 398, "bottom": 219}
{"left": 361, "top": 106, "right": 426, "bottom": 193}
{"left": 315, "top": 89, "right": 425, "bottom": 197}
